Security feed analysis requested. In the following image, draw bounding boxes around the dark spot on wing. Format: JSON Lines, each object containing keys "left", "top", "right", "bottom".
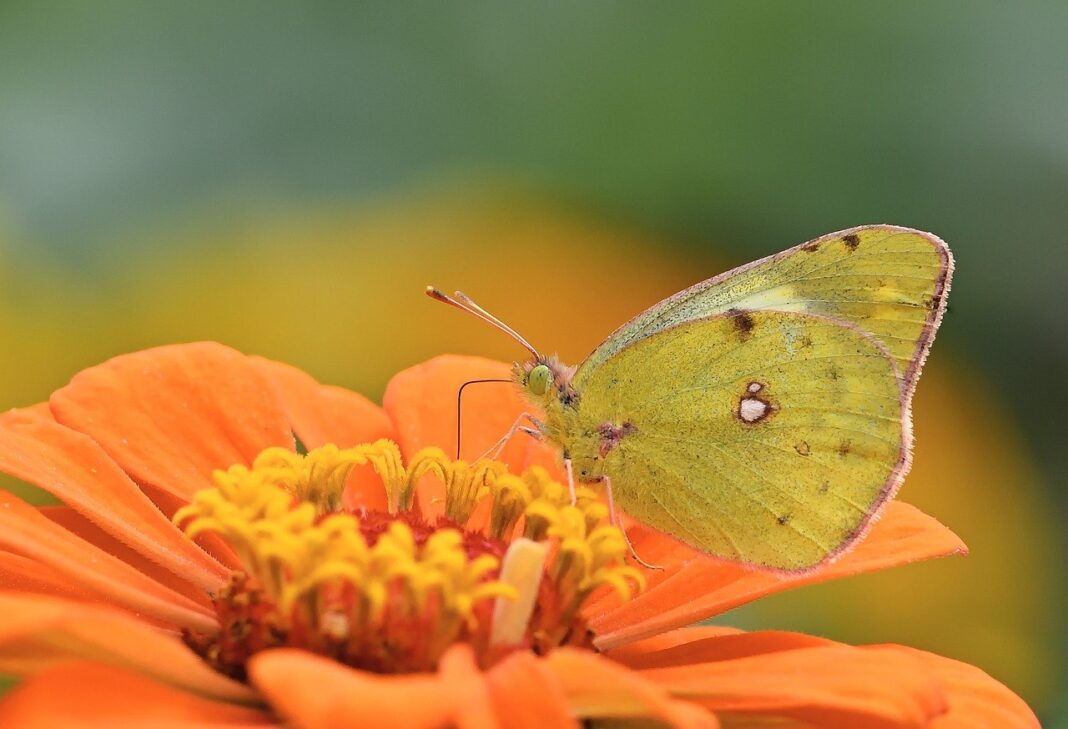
{"left": 842, "top": 234, "right": 861, "bottom": 251}
{"left": 777, "top": 513, "right": 791, "bottom": 526}
{"left": 727, "top": 308, "right": 755, "bottom": 341}
{"left": 922, "top": 291, "right": 942, "bottom": 311}
{"left": 801, "top": 241, "right": 821, "bottom": 253}
{"left": 828, "top": 364, "right": 841, "bottom": 381}
{"left": 798, "top": 335, "right": 813, "bottom": 348}
{"left": 819, "top": 481, "right": 831, "bottom": 494}
{"left": 837, "top": 440, "right": 852, "bottom": 457}
{"left": 794, "top": 441, "right": 811, "bottom": 456}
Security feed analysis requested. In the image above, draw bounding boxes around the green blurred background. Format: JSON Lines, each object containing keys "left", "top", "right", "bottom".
{"left": 1, "top": 1, "right": 1065, "bottom": 721}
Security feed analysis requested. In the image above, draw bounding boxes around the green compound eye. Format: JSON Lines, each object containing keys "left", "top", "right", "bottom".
{"left": 527, "top": 364, "right": 553, "bottom": 396}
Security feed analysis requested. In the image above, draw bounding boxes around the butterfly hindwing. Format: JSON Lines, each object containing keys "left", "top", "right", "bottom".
{"left": 564, "top": 309, "right": 906, "bottom": 571}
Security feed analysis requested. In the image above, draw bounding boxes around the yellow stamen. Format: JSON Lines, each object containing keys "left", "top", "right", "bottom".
{"left": 519, "top": 466, "right": 607, "bottom": 540}
{"left": 174, "top": 439, "right": 643, "bottom": 675}
{"left": 485, "top": 472, "right": 531, "bottom": 539}
{"left": 443, "top": 459, "right": 505, "bottom": 524}
{"left": 357, "top": 440, "right": 411, "bottom": 513}
{"left": 247, "top": 445, "right": 364, "bottom": 513}
{"left": 546, "top": 506, "right": 646, "bottom": 613}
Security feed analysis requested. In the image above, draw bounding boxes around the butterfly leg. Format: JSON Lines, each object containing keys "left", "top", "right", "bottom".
{"left": 564, "top": 458, "right": 577, "bottom": 505}
{"left": 563, "top": 458, "right": 580, "bottom": 503}
{"left": 478, "top": 412, "right": 539, "bottom": 461}
{"left": 602, "top": 475, "right": 663, "bottom": 571}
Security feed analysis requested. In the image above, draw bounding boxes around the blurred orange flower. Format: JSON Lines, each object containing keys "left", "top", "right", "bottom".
{"left": 0, "top": 343, "right": 1038, "bottom": 727}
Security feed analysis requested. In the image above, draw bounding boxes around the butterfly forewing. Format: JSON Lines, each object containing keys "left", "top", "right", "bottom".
{"left": 566, "top": 310, "right": 906, "bottom": 571}
{"left": 581, "top": 225, "right": 952, "bottom": 400}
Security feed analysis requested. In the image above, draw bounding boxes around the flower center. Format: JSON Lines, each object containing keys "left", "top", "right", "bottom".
{"left": 174, "top": 440, "right": 644, "bottom": 678}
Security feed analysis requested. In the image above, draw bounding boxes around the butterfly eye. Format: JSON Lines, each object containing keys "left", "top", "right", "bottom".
{"left": 528, "top": 364, "right": 553, "bottom": 396}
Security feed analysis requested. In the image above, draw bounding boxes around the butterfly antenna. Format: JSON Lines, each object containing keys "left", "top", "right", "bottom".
{"left": 455, "top": 377, "right": 512, "bottom": 459}
{"left": 425, "top": 286, "right": 541, "bottom": 358}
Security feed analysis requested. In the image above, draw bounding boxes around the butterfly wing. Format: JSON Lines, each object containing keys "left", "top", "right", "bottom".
{"left": 581, "top": 225, "right": 952, "bottom": 404}
{"left": 566, "top": 309, "right": 907, "bottom": 571}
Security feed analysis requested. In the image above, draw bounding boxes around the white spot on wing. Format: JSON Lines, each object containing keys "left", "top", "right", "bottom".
{"left": 747, "top": 382, "right": 762, "bottom": 393}
{"left": 729, "top": 285, "right": 806, "bottom": 313}
{"left": 739, "top": 397, "right": 768, "bottom": 423}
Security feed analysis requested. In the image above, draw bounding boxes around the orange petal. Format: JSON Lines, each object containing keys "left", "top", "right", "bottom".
{"left": 0, "top": 402, "right": 53, "bottom": 426}
{"left": 0, "top": 493, "right": 216, "bottom": 632}
{"left": 0, "top": 593, "right": 255, "bottom": 704}
{"left": 41, "top": 505, "right": 213, "bottom": 609}
{"left": 251, "top": 356, "right": 396, "bottom": 448}
{"left": 544, "top": 648, "right": 719, "bottom": 728}
{"left": 382, "top": 355, "right": 560, "bottom": 514}
{"left": 0, "top": 551, "right": 104, "bottom": 605}
{"left": 0, "top": 415, "right": 229, "bottom": 592}
{"left": 614, "top": 629, "right": 1039, "bottom": 728}
{"left": 873, "top": 646, "right": 1040, "bottom": 728}
{"left": 49, "top": 342, "right": 294, "bottom": 500}
{"left": 601, "top": 624, "right": 744, "bottom": 661}
{"left": 250, "top": 645, "right": 498, "bottom": 729}
{"left": 0, "top": 661, "right": 273, "bottom": 728}
{"left": 590, "top": 501, "right": 966, "bottom": 650}
{"left": 145, "top": 486, "right": 244, "bottom": 570}
{"left": 252, "top": 356, "right": 395, "bottom": 511}
{"left": 436, "top": 646, "right": 498, "bottom": 729}
{"left": 635, "top": 642, "right": 946, "bottom": 728}
{"left": 484, "top": 650, "right": 577, "bottom": 729}
{"left": 609, "top": 627, "right": 832, "bottom": 670}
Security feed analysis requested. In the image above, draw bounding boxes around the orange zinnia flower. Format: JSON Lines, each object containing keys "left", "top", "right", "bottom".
{"left": 0, "top": 343, "right": 1039, "bottom": 728}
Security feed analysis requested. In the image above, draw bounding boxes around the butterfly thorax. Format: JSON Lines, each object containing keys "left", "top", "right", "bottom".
{"left": 514, "top": 355, "right": 617, "bottom": 482}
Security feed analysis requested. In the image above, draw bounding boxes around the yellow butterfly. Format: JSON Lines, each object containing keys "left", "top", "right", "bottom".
{"left": 429, "top": 225, "right": 952, "bottom": 572}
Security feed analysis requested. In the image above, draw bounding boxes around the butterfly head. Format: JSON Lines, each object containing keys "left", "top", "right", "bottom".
{"left": 513, "top": 355, "right": 577, "bottom": 406}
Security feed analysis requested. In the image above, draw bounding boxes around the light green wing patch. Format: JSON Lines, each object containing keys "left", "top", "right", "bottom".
{"left": 582, "top": 225, "right": 952, "bottom": 399}
{"left": 564, "top": 310, "right": 906, "bottom": 571}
